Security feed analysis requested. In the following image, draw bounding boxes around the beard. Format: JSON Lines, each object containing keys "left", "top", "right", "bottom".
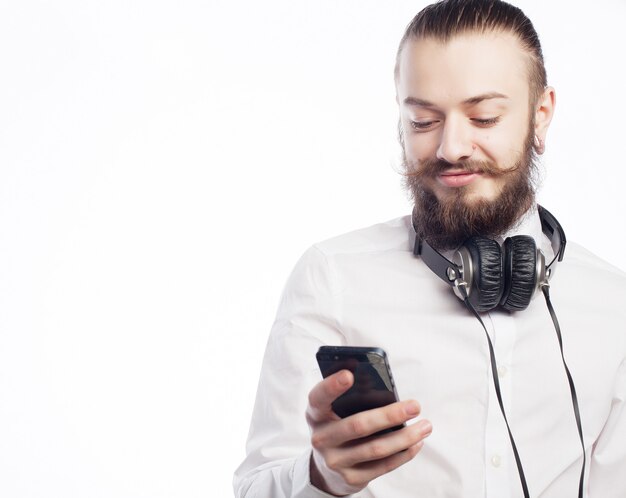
{"left": 404, "top": 128, "right": 538, "bottom": 250}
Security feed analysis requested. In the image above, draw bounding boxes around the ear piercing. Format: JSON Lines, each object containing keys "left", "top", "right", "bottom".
{"left": 534, "top": 135, "right": 545, "bottom": 155}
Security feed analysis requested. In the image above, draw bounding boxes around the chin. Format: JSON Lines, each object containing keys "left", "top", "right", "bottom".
{"left": 435, "top": 186, "right": 500, "bottom": 206}
{"left": 463, "top": 191, "right": 500, "bottom": 205}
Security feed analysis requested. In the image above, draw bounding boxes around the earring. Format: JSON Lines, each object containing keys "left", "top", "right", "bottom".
{"left": 534, "top": 135, "right": 545, "bottom": 155}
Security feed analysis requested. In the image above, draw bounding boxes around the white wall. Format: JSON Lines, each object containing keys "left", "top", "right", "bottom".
{"left": 0, "top": 1, "right": 624, "bottom": 497}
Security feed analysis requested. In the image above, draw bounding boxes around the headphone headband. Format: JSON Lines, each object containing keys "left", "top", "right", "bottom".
{"left": 538, "top": 205, "right": 567, "bottom": 266}
{"left": 414, "top": 205, "right": 566, "bottom": 294}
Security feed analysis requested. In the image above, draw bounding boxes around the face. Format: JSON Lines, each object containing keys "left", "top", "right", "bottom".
{"left": 396, "top": 31, "right": 554, "bottom": 249}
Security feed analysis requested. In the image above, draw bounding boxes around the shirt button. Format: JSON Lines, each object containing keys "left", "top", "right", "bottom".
{"left": 491, "top": 454, "right": 502, "bottom": 468}
{"left": 497, "top": 365, "right": 508, "bottom": 378}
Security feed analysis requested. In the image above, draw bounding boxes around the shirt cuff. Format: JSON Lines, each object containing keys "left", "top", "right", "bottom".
{"left": 291, "top": 450, "right": 359, "bottom": 498}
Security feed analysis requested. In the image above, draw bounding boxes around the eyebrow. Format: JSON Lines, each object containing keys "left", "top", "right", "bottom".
{"left": 403, "top": 92, "right": 509, "bottom": 108}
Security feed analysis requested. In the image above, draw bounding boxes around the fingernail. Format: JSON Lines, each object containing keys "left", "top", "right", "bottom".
{"left": 405, "top": 401, "right": 420, "bottom": 416}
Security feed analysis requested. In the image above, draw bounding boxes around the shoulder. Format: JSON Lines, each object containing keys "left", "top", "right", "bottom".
{"left": 312, "top": 215, "right": 413, "bottom": 257}
{"left": 286, "top": 215, "right": 416, "bottom": 296}
{"left": 553, "top": 240, "right": 626, "bottom": 319}
{"left": 560, "top": 241, "right": 626, "bottom": 283}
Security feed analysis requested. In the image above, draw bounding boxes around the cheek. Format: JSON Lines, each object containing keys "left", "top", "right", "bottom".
{"left": 485, "top": 115, "right": 531, "bottom": 158}
{"left": 476, "top": 129, "right": 523, "bottom": 164}
{"left": 404, "top": 133, "right": 438, "bottom": 162}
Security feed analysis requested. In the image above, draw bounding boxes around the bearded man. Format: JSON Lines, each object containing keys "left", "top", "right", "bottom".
{"left": 234, "top": 1, "right": 626, "bottom": 497}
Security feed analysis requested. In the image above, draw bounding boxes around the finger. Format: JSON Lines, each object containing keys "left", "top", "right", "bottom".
{"left": 341, "top": 419, "right": 432, "bottom": 466}
{"left": 332, "top": 440, "right": 425, "bottom": 491}
{"left": 306, "top": 370, "right": 354, "bottom": 423}
{"left": 316, "top": 399, "right": 421, "bottom": 447}
{"left": 317, "top": 419, "right": 431, "bottom": 472}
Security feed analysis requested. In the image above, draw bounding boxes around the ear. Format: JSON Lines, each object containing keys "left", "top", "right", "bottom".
{"left": 533, "top": 86, "right": 556, "bottom": 145}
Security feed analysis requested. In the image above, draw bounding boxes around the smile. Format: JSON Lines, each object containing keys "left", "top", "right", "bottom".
{"left": 437, "top": 171, "right": 482, "bottom": 188}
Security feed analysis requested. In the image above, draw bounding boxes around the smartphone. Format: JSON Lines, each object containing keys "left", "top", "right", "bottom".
{"left": 316, "top": 346, "right": 404, "bottom": 433}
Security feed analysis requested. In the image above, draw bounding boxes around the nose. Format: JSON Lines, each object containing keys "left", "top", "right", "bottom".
{"left": 436, "top": 119, "right": 474, "bottom": 164}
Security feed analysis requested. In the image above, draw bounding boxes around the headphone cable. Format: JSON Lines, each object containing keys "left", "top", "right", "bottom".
{"left": 541, "top": 283, "right": 586, "bottom": 498}
{"left": 457, "top": 281, "right": 585, "bottom": 498}
{"left": 457, "top": 283, "right": 531, "bottom": 498}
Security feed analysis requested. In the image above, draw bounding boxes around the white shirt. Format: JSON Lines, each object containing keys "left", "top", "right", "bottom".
{"left": 234, "top": 209, "right": 626, "bottom": 498}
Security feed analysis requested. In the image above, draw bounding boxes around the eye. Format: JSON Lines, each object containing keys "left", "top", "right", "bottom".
{"left": 471, "top": 116, "right": 500, "bottom": 127}
{"left": 410, "top": 120, "right": 439, "bottom": 131}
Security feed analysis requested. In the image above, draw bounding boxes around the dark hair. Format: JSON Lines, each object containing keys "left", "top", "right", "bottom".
{"left": 395, "top": 0, "right": 547, "bottom": 105}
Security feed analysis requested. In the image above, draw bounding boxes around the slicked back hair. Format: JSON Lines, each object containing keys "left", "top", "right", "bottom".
{"left": 395, "top": 0, "right": 547, "bottom": 107}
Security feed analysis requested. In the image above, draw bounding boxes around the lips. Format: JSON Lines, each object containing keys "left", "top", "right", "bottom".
{"left": 437, "top": 170, "right": 481, "bottom": 188}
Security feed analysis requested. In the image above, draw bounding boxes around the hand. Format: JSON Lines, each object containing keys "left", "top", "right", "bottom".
{"left": 306, "top": 369, "right": 432, "bottom": 496}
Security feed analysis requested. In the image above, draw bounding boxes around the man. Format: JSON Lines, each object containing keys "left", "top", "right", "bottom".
{"left": 234, "top": 1, "right": 626, "bottom": 496}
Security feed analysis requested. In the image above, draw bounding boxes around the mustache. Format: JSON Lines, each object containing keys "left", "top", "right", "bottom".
{"left": 406, "top": 158, "right": 520, "bottom": 179}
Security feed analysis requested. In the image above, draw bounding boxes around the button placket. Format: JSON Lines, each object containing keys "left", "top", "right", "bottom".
{"left": 497, "top": 364, "right": 508, "bottom": 378}
{"left": 484, "top": 310, "right": 517, "bottom": 497}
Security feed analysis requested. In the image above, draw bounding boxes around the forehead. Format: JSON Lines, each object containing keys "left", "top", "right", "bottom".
{"left": 396, "top": 31, "right": 531, "bottom": 106}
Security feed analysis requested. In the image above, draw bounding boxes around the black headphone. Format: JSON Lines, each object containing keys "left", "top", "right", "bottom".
{"left": 414, "top": 206, "right": 584, "bottom": 498}
{"left": 414, "top": 205, "right": 566, "bottom": 312}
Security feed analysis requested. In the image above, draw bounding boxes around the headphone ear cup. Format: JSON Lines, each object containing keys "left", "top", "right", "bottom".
{"left": 463, "top": 237, "right": 503, "bottom": 312}
{"left": 500, "top": 235, "right": 537, "bottom": 311}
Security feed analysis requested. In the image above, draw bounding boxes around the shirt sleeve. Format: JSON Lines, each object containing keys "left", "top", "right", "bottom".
{"left": 588, "top": 357, "right": 626, "bottom": 497}
{"left": 233, "top": 246, "right": 362, "bottom": 498}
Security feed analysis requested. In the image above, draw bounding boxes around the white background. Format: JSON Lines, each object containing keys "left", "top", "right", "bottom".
{"left": 1, "top": 1, "right": 625, "bottom": 497}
